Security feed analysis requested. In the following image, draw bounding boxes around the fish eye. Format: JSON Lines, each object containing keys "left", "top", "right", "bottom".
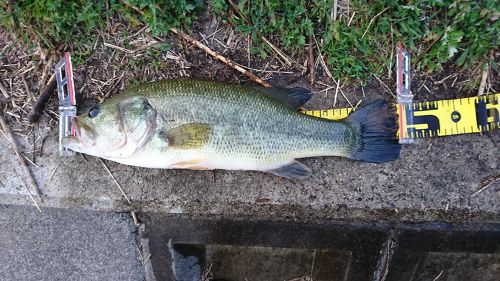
{"left": 88, "top": 105, "right": 100, "bottom": 118}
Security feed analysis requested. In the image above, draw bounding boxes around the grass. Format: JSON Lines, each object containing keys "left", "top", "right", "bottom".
{"left": 212, "top": 0, "right": 499, "bottom": 82}
{"left": 0, "top": 0, "right": 203, "bottom": 54}
{"left": 1, "top": 0, "right": 498, "bottom": 83}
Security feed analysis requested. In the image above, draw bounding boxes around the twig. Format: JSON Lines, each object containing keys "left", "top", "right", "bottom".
{"left": 134, "top": 239, "right": 151, "bottom": 265}
{"left": 339, "top": 87, "right": 354, "bottom": 109}
{"left": 233, "top": 62, "right": 293, "bottom": 74}
{"left": 315, "top": 85, "right": 334, "bottom": 94}
{"left": 347, "top": 11, "right": 356, "bottom": 26}
{"left": 103, "top": 42, "right": 134, "bottom": 54}
{"left": 21, "top": 73, "right": 34, "bottom": 101}
{"left": 415, "top": 34, "right": 443, "bottom": 64}
{"left": 38, "top": 55, "right": 54, "bottom": 90}
{"left": 311, "top": 34, "right": 334, "bottom": 79}
{"left": 332, "top": 0, "right": 338, "bottom": 21}
{"left": 170, "top": 28, "right": 272, "bottom": 88}
{"left": 44, "top": 161, "right": 60, "bottom": 189}
{"left": 312, "top": 35, "right": 354, "bottom": 109}
{"left": 309, "top": 250, "right": 317, "bottom": 278}
{"left": 0, "top": 81, "right": 8, "bottom": 98}
{"left": 260, "top": 36, "right": 293, "bottom": 67}
{"left": 451, "top": 76, "right": 459, "bottom": 88}
{"left": 353, "top": 99, "right": 363, "bottom": 110}
{"left": 432, "top": 270, "right": 444, "bottom": 281}
{"left": 200, "top": 263, "right": 213, "bottom": 281}
{"left": 119, "top": 25, "right": 148, "bottom": 43}
{"left": 227, "top": 0, "right": 298, "bottom": 68}
{"left": 423, "top": 84, "right": 432, "bottom": 94}
{"left": 22, "top": 153, "right": 38, "bottom": 168}
{"left": 19, "top": 66, "right": 35, "bottom": 76}
{"left": 334, "top": 81, "right": 340, "bottom": 106}
{"left": 388, "top": 24, "right": 394, "bottom": 80}
{"left": 199, "top": 29, "right": 223, "bottom": 44}
{"left": 477, "top": 63, "right": 489, "bottom": 96}
{"left": 471, "top": 174, "right": 499, "bottom": 197}
{"left": 317, "top": 81, "right": 354, "bottom": 109}
{"left": 29, "top": 74, "right": 56, "bottom": 123}
{"left": 143, "top": 253, "right": 152, "bottom": 264}
{"left": 372, "top": 74, "right": 395, "bottom": 98}
{"left": 133, "top": 42, "right": 162, "bottom": 54}
{"left": 361, "top": 7, "right": 389, "bottom": 39}
{"left": 23, "top": 184, "right": 42, "bottom": 212}
{"left": 434, "top": 74, "right": 456, "bottom": 85}
{"left": 99, "top": 158, "right": 131, "bottom": 204}
{"left": 307, "top": 36, "right": 315, "bottom": 84}
{"left": 121, "top": 0, "right": 145, "bottom": 15}
{"left": 131, "top": 211, "right": 140, "bottom": 226}
{"left": 79, "top": 153, "right": 88, "bottom": 163}
{"left": 134, "top": 240, "right": 145, "bottom": 262}
{"left": 106, "top": 72, "right": 126, "bottom": 97}
{"left": 0, "top": 114, "right": 42, "bottom": 210}
{"left": 247, "top": 34, "right": 251, "bottom": 67}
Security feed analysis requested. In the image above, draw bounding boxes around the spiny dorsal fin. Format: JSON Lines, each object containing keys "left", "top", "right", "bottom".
{"left": 257, "top": 87, "right": 313, "bottom": 109}
{"left": 267, "top": 161, "right": 312, "bottom": 179}
{"left": 163, "top": 123, "right": 212, "bottom": 149}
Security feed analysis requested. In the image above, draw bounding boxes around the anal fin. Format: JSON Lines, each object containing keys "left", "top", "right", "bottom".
{"left": 267, "top": 161, "right": 312, "bottom": 179}
{"left": 171, "top": 159, "right": 209, "bottom": 170}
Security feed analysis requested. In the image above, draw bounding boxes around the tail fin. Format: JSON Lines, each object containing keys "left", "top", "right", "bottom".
{"left": 346, "top": 100, "right": 401, "bottom": 163}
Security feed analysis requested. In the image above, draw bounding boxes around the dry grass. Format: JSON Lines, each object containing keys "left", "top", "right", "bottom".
{"left": 0, "top": 11, "right": 353, "bottom": 138}
{"left": 1, "top": 9, "right": 494, "bottom": 146}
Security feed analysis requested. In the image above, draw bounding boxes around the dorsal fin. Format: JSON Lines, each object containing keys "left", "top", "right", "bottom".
{"left": 257, "top": 87, "right": 313, "bottom": 109}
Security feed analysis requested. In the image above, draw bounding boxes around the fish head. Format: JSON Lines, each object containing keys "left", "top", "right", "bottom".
{"left": 62, "top": 96, "right": 157, "bottom": 159}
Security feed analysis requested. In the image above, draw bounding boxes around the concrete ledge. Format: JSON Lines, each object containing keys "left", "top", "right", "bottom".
{"left": 1, "top": 125, "right": 498, "bottom": 224}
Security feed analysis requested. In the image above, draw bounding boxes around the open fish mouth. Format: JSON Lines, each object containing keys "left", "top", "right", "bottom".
{"left": 71, "top": 118, "right": 82, "bottom": 143}
{"left": 64, "top": 118, "right": 96, "bottom": 149}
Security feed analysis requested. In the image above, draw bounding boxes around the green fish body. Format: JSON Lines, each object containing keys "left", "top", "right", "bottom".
{"left": 63, "top": 79, "right": 400, "bottom": 179}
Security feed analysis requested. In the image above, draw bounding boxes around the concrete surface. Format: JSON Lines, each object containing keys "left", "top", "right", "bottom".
{"left": 0, "top": 205, "right": 145, "bottom": 281}
{"left": 0, "top": 117, "right": 498, "bottom": 224}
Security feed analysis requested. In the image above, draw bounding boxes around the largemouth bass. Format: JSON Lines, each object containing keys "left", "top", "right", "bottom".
{"left": 63, "top": 79, "right": 400, "bottom": 179}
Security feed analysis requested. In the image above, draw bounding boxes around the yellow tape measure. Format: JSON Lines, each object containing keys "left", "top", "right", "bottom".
{"left": 303, "top": 93, "right": 500, "bottom": 139}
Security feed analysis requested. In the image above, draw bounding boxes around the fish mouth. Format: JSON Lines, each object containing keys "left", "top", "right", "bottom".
{"left": 61, "top": 119, "right": 83, "bottom": 151}
{"left": 70, "top": 118, "right": 96, "bottom": 148}
{"left": 72, "top": 118, "right": 82, "bottom": 142}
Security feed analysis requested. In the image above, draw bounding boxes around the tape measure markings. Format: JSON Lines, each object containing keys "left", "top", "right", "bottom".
{"left": 302, "top": 93, "right": 499, "bottom": 139}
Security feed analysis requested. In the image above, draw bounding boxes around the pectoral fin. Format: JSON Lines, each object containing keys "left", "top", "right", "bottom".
{"left": 267, "top": 161, "right": 312, "bottom": 179}
{"left": 162, "top": 123, "right": 212, "bottom": 149}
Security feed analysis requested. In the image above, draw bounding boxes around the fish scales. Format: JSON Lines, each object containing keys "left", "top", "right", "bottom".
{"left": 63, "top": 79, "right": 400, "bottom": 179}
{"left": 129, "top": 80, "right": 356, "bottom": 164}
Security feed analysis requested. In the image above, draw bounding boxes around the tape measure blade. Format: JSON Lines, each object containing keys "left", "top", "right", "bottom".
{"left": 301, "top": 93, "right": 499, "bottom": 138}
